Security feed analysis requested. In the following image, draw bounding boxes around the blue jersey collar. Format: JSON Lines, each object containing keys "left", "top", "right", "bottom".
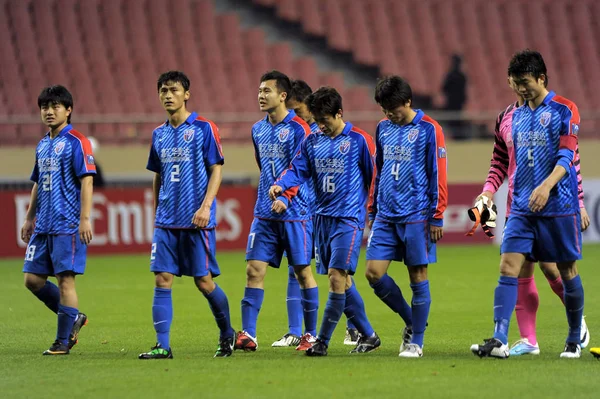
{"left": 541, "top": 91, "right": 556, "bottom": 106}
{"left": 409, "top": 109, "right": 424, "bottom": 125}
{"left": 47, "top": 123, "right": 73, "bottom": 138}
{"left": 166, "top": 111, "right": 197, "bottom": 128}
{"left": 263, "top": 109, "right": 296, "bottom": 125}
{"left": 340, "top": 121, "right": 353, "bottom": 136}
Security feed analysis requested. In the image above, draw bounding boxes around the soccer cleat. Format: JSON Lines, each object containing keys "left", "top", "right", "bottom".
{"left": 295, "top": 333, "right": 317, "bottom": 351}
{"left": 470, "top": 338, "right": 509, "bottom": 359}
{"left": 509, "top": 338, "right": 540, "bottom": 356}
{"left": 305, "top": 339, "right": 328, "bottom": 357}
{"left": 343, "top": 328, "right": 360, "bottom": 346}
{"left": 591, "top": 348, "right": 600, "bottom": 359}
{"left": 43, "top": 340, "right": 69, "bottom": 356}
{"left": 271, "top": 333, "right": 300, "bottom": 347}
{"left": 68, "top": 312, "right": 88, "bottom": 349}
{"left": 560, "top": 342, "right": 581, "bottom": 359}
{"left": 399, "top": 343, "right": 423, "bottom": 358}
{"left": 399, "top": 325, "right": 413, "bottom": 352}
{"left": 580, "top": 316, "right": 590, "bottom": 349}
{"left": 138, "top": 344, "right": 173, "bottom": 359}
{"left": 234, "top": 331, "right": 258, "bottom": 352}
{"left": 214, "top": 333, "right": 236, "bottom": 358}
{"left": 349, "top": 332, "right": 381, "bottom": 354}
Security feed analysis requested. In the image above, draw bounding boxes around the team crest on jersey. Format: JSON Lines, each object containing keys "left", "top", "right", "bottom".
{"left": 539, "top": 112, "right": 552, "bottom": 127}
{"left": 54, "top": 142, "right": 65, "bottom": 155}
{"left": 86, "top": 154, "right": 95, "bottom": 165}
{"left": 438, "top": 146, "right": 446, "bottom": 158}
{"left": 572, "top": 123, "right": 580, "bottom": 135}
{"left": 407, "top": 129, "right": 419, "bottom": 143}
{"left": 278, "top": 128, "right": 290, "bottom": 142}
{"left": 339, "top": 140, "right": 351, "bottom": 154}
{"left": 183, "top": 128, "right": 195, "bottom": 143}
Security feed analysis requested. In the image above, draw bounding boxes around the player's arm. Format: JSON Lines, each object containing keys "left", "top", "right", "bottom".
{"left": 269, "top": 137, "right": 312, "bottom": 204}
{"left": 79, "top": 175, "right": 93, "bottom": 245}
{"left": 480, "top": 111, "right": 510, "bottom": 202}
{"left": 152, "top": 173, "right": 160, "bottom": 214}
{"left": 426, "top": 123, "right": 448, "bottom": 242}
{"left": 574, "top": 147, "right": 590, "bottom": 230}
{"left": 21, "top": 183, "right": 38, "bottom": 243}
{"left": 368, "top": 123, "right": 383, "bottom": 227}
{"left": 193, "top": 121, "right": 225, "bottom": 228}
{"left": 529, "top": 103, "right": 580, "bottom": 212}
{"left": 146, "top": 133, "right": 162, "bottom": 215}
{"left": 252, "top": 129, "right": 261, "bottom": 170}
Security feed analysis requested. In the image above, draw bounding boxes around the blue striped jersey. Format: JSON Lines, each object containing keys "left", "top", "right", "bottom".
{"left": 511, "top": 91, "right": 580, "bottom": 216}
{"left": 147, "top": 112, "right": 224, "bottom": 229}
{"left": 276, "top": 122, "right": 375, "bottom": 227}
{"left": 252, "top": 110, "right": 312, "bottom": 221}
{"left": 30, "top": 124, "right": 96, "bottom": 234}
{"left": 368, "top": 110, "right": 448, "bottom": 226}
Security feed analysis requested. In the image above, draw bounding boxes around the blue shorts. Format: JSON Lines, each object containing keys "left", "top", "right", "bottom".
{"left": 366, "top": 219, "right": 436, "bottom": 266}
{"left": 314, "top": 215, "right": 363, "bottom": 275}
{"left": 246, "top": 218, "right": 313, "bottom": 268}
{"left": 150, "top": 228, "right": 220, "bottom": 277}
{"left": 23, "top": 233, "right": 87, "bottom": 275}
{"left": 501, "top": 214, "right": 582, "bottom": 263}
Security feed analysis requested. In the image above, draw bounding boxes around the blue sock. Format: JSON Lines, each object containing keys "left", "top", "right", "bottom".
{"left": 492, "top": 276, "right": 518, "bottom": 345}
{"left": 370, "top": 273, "right": 413, "bottom": 326}
{"left": 301, "top": 287, "right": 319, "bottom": 336}
{"left": 33, "top": 281, "right": 60, "bottom": 313}
{"left": 563, "top": 275, "right": 584, "bottom": 343}
{"left": 56, "top": 304, "right": 78, "bottom": 345}
{"left": 287, "top": 266, "right": 303, "bottom": 336}
{"left": 204, "top": 284, "right": 234, "bottom": 340}
{"left": 346, "top": 318, "right": 356, "bottom": 329}
{"left": 318, "top": 292, "right": 345, "bottom": 345}
{"left": 410, "top": 280, "right": 431, "bottom": 347}
{"left": 241, "top": 287, "right": 264, "bottom": 338}
{"left": 344, "top": 280, "right": 374, "bottom": 337}
{"left": 153, "top": 287, "right": 173, "bottom": 349}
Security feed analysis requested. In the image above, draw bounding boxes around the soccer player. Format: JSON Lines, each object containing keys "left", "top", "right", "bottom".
{"left": 139, "top": 71, "right": 235, "bottom": 359}
{"left": 270, "top": 86, "right": 381, "bottom": 357}
{"left": 273, "top": 79, "right": 359, "bottom": 348}
{"left": 471, "top": 50, "right": 585, "bottom": 359}
{"left": 475, "top": 76, "right": 590, "bottom": 356}
{"left": 236, "top": 71, "right": 319, "bottom": 352}
{"left": 21, "top": 85, "right": 94, "bottom": 355}
{"left": 364, "top": 76, "right": 448, "bottom": 358}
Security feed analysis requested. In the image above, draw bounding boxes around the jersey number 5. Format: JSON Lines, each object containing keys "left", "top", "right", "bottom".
{"left": 527, "top": 149, "right": 534, "bottom": 167}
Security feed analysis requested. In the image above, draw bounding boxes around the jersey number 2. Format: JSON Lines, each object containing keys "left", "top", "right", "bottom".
{"left": 171, "top": 164, "right": 180, "bottom": 182}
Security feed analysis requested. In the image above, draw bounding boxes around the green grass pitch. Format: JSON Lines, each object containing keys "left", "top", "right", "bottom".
{"left": 1, "top": 245, "right": 599, "bottom": 398}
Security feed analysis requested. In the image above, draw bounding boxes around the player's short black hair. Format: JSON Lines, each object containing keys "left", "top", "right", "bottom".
{"left": 260, "top": 70, "right": 292, "bottom": 97}
{"left": 306, "top": 86, "right": 343, "bottom": 118}
{"left": 157, "top": 70, "right": 191, "bottom": 92}
{"left": 374, "top": 76, "right": 412, "bottom": 110}
{"left": 38, "top": 85, "right": 74, "bottom": 123}
{"left": 508, "top": 50, "right": 548, "bottom": 84}
{"left": 288, "top": 80, "right": 313, "bottom": 103}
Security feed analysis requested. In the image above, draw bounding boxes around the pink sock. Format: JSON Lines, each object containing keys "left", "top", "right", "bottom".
{"left": 515, "top": 277, "right": 539, "bottom": 345}
{"left": 547, "top": 276, "right": 565, "bottom": 305}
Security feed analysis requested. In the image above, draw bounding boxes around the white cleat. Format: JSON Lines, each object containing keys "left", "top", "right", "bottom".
{"left": 271, "top": 333, "right": 300, "bottom": 347}
{"left": 560, "top": 342, "right": 581, "bottom": 359}
{"left": 509, "top": 338, "right": 540, "bottom": 356}
{"left": 580, "top": 316, "right": 590, "bottom": 349}
{"left": 399, "top": 326, "right": 413, "bottom": 352}
{"left": 470, "top": 338, "right": 509, "bottom": 358}
{"left": 399, "top": 343, "right": 423, "bottom": 358}
{"left": 344, "top": 328, "right": 360, "bottom": 346}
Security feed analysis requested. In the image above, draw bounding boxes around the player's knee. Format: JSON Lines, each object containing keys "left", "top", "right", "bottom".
{"left": 24, "top": 275, "right": 45, "bottom": 292}
{"left": 539, "top": 262, "right": 560, "bottom": 280}
{"left": 154, "top": 273, "right": 173, "bottom": 289}
{"left": 328, "top": 269, "right": 346, "bottom": 292}
{"left": 518, "top": 261, "right": 535, "bottom": 278}
{"left": 365, "top": 267, "right": 382, "bottom": 284}
{"left": 195, "top": 276, "right": 215, "bottom": 295}
{"left": 557, "top": 262, "right": 578, "bottom": 280}
{"left": 246, "top": 262, "right": 266, "bottom": 282}
{"left": 293, "top": 265, "right": 312, "bottom": 284}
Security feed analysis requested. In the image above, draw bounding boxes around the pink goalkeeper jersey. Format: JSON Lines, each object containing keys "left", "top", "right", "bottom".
{"left": 483, "top": 101, "right": 584, "bottom": 215}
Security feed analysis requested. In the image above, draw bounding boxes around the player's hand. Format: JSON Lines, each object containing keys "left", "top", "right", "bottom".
{"left": 21, "top": 219, "right": 34, "bottom": 243}
{"left": 269, "top": 185, "right": 283, "bottom": 201}
{"left": 271, "top": 199, "right": 287, "bottom": 214}
{"left": 79, "top": 218, "right": 93, "bottom": 245}
{"left": 476, "top": 191, "right": 494, "bottom": 207}
{"left": 581, "top": 207, "right": 590, "bottom": 231}
{"left": 430, "top": 225, "right": 443, "bottom": 243}
{"left": 192, "top": 206, "right": 210, "bottom": 228}
{"left": 528, "top": 183, "right": 551, "bottom": 212}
